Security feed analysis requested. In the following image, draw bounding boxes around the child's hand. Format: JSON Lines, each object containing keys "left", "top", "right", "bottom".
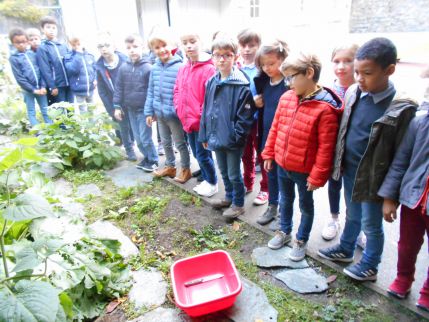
{"left": 202, "top": 142, "right": 208, "bottom": 149}
{"left": 383, "top": 199, "right": 398, "bottom": 222}
{"left": 146, "top": 116, "right": 153, "bottom": 127}
{"left": 254, "top": 95, "right": 264, "bottom": 108}
{"left": 114, "top": 109, "right": 123, "bottom": 121}
{"left": 306, "top": 182, "right": 320, "bottom": 191}
{"left": 51, "top": 88, "right": 58, "bottom": 96}
{"left": 33, "top": 89, "right": 41, "bottom": 95}
{"left": 264, "top": 159, "right": 273, "bottom": 172}
{"left": 40, "top": 88, "right": 47, "bottom": 95}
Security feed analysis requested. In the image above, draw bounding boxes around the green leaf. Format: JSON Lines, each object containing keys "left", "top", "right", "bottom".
{"left": 22, "top": 148, "right": 45, "bottom": 162}
{"left": 65, "top": 140, "right": 78, "bottom": 149}
{"left": 2, "top": 220, "right": 31, "bottom": 244}
{"left": 12, "top": 247, "right": 41, "bottom": 272}
{"left": 14, "top": 137, "right": 38, "bottom": 146}
{"left": 3, "top": 193, "right": 52, "bottom": 221}
{"left": 93, "top": 156, "right": 102, "bottom": 167}
{"left": 0, "top": 280, "right": 60, "bottom": 322}
{"left": 82, "top": 150, "right": 93, "bottom": 159}
{"left": 58, "top": 292, "right": 73, "bottom": 319}
{"left": 0, "top": 148, "right": 21, "bottom": 171}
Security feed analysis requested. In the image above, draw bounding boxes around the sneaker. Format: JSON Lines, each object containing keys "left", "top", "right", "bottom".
{"left": 193, "top": 181, "right": 207, "bottom": 193}
{"left": 157, "top": 145, "right": 165, "bottom": 156}
{"left": 125, "top": 149, "right": 137, "bottom": 161}
{"left": 416, "top": 302, "right": 429, "bottom": 313}
{"left": 267, "top": 230, "right": 291, "bottom": 249}
{"left": 356, "top": 232, "right": 367, "bottom": 249}
{"left": 255, "top": 164, "right": 261, "bottom": 173}
{"left": 289, "top": 240, "right": 308, "bottom": 261}
{"left": 222, "top": 205, "right": 245, "bottom": 219}
{"left": 135, "top": 160, "right": 146, "bottom": 170}
{"left": 197, "top": 174, "right": 204, "bottom": 182}
{"left": 417, "top": 293, "right": 429, "bottom": 312}
{"left": 198, "top": 182, "right": 218, "bottom": 197}
{"left": 321, "top": 219, "right": 340, "bottom": 241}
{"left": 269, "top": 216, "right": 280, "bottom": 231}
{"left": 257, "top": 205, "right": 277, "bottom": 225}
{"left": 387, "top": 278, "right": 412, "bottom": 299}
{"left": 138, "top": 160, "right": 158, "bottom": 172}
{"left": 317, "top": 245, "right": 354, "bottom": 262}
{"left": 154, "top": 166, "right": 176, "bottom": 178}
{"left": 192, "top": 169, "right": 201, "bottom": 177}
{"left": 253, "top": 191, "right": 269, "bottom": 205}
{"left": 211, "top": 199, "right": 232, "bottom": 209}
{"left": 343, "top": 262, "right": 378, "bottom": 281}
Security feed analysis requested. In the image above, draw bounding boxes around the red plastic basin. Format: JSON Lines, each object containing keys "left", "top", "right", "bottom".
{"left": 171, "top": 250, "right": 242, "bottom": 317}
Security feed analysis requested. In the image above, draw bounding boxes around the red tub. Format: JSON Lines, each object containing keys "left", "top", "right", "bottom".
{"left": 170, "top": 250, "right": 242, "bottom": 317}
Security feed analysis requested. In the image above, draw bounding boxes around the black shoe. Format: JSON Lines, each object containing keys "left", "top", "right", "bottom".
{"left": 138, "top": 161, "right": 158, "bottom": 172}
{"left": 192, "top": 169, "right": 202, "bottom": 177}
{"left": 136, "top": 160, "right": 146, "bottom": 170}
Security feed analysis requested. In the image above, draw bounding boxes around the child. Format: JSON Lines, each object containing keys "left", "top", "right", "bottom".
{"left": 321, "top": 43, "right": 365, "bottom": 244}
{"left": 95, "top": 32, "right": 136, "bottom": 161}
{"left": 36, "top": 16, "right": 73, "bottom": 104}
{"left": 236, "top": 29, "right": 262, "bottom": 200}
{"left": 144, "top": 30, "right": 191, "bottom": 183}
{"left": 64, "top": 36, "right": 96, "bottom": 114}
{"left": 113, "top": 34, "right": 158, "bottom": 172}
{"left": 174, "top": 31, "right": 218, "bottom": 196}
{"left": 378, "top": 109, "right": 428, "bottom": 311}
{"left": 252, "top": 39, "right": 289, "bottom": 227}
{"left": 199, "top": 37, "right": 255, "bottom": 218}
{"left": 26, "top": 28, "right": 42, "bottom": 52}
{"left": 262, "top": 52, "right": 342, "bottom": 261}
{"left": 8, "top": 28, "right": 51, "bottom": 126}
{"left": 318, "top": 38, "right": 417, "bottom": 281}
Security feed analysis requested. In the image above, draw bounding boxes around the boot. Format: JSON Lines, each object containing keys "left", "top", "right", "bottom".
{"left": 154, "top": 166, "right": 176, "bottom": 178}
{"left": 173, "top": 168, "right": 192, "bottom": 184}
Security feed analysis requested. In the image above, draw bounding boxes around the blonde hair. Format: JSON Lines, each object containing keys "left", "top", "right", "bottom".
{"left": 211, "top": 36, "right": 238, "bottom": 54}
{"left": 26, "top": 28, "right": 41, "bottom": 38}
{"left": 281, "top": 52, "right": 322, "bottom": 82}
{"left": 68, "top": 36, "right": 80, "bottom": 46}
{"left": 148, "top": 26, "right": 176, "bottom": 48}
{"left": 331, "top": 43, "right": 359, "bottom": 61}
{"left": 255, "top": 39, "right": 289, "bottom": 70}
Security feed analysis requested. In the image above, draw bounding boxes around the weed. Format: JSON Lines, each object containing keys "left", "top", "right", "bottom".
{"left": 179, "top": 191, "right": 201, "bottom": 207}
{"left": 62, "top": 169, "right": 105, "bottom": 186}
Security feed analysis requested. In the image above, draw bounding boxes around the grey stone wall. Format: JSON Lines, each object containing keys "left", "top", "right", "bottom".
{"left": 350, "top": 0, "right": 429, "bottom": 32}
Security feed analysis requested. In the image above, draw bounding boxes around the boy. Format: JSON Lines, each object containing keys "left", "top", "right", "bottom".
{"left": 113, "top": 34, "right": 158, "bottom": 172}
{"left": 95, "top": 32, "right": 136, "bottom": 161}
{"left": 378, "top": 110, "right": 429, "bottom": 311}
{"left": 26, "top": 28, "right": 42, "bottom": 52}
{"left": 9, "top": 28, "right": 51, "bottom": 126}
{"left": 262, "top": 52, "right": 342, "bottom": 261}
{"left": 36, "top": 16, "right": 73, "bottom": 104}
{"left": 199, "top": 37, "right": 255, "bottom": 218}
{"left": 64, "top": 36, "right": 96, "bottom": 114}
{"left": 318, "top": 38, "right": 417, "bottom": 280}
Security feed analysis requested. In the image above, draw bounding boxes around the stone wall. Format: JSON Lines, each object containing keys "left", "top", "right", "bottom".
{"left": 350, "top": 0, "right": 429, "bottom": 33}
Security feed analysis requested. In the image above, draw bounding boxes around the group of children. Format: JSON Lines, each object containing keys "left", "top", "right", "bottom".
{"left": 8, "top": 17, "right": 429, "bottom": 312}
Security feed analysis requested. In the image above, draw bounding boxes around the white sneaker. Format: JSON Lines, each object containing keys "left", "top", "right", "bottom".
{"left": 356, "top": 231, "right": 367, "bottom": 249}
{"left": 193, "top": 180, "right": 207, "bottom": 193}
{"left": 321, "top": 219, "right": 340, "bottom": 241}
{"left": 198, "top": 182, "right": 218, "bottom": 197}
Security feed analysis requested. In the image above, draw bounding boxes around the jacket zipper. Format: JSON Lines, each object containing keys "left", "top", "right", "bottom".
{"left": 283, "top": 101, "right": 300, "bottom": 165}
{"left": 82, "top": 55, "right": 90, "bottom": 97}
{"left": 24, "top": 53, "right": 39, "bottom": 89}
{"left": 52, "top": 41, "right": 69, "bottom": 86}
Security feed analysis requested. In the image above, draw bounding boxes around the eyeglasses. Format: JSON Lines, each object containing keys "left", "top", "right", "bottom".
{"left": 212, "top": 53, "right": 235, "bottom": 61}
{"left": 285, "top": 72, "right": 300, "bottom": 86}
{"left": 97, "top": 43, "right": 111, "bottom": 49}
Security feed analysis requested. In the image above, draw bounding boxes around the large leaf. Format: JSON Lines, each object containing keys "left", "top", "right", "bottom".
{"left": 12, "top": 247, "right": 41, "bottom": 273}
{"left": 0, "top": 148, "right": 21, "bottom": 172}
{"left": 0, "top": 280, "right": 60, "bottom": 322}
{"left": 3, "top": 193, "right": 52, "bottom": 221}
{"left": 14, "top": 137, "right": 38, "bottom": 146}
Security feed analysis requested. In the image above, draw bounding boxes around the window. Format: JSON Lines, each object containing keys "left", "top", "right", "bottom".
{"left": 250, "top": 0, "right": 260, "bottom": 18}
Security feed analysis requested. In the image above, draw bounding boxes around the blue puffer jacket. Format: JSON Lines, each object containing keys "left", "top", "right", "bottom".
{"left": 199, "top": 68, "right": 256, "bottom": 150}
{"left": 144, "top": 55, "right": 183, "bottom": 119}
{"left": 378, "top": 110, "right": 429, "bottom": 214}
{"left": 64, "top": 50, "right": 96, "bottom": 96}
{"left": 113, "top": 56, "right": 152, "bottom": 111}
{"left": 36, "top": 39, "right": 69, "bottom": 89}
{"left": 9, "top": 50, "right": 45, "bottom": 92}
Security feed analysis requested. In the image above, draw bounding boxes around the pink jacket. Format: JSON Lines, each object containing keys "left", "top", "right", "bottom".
{"left": 174, "top": 53, "right": 216, "bottom": 133}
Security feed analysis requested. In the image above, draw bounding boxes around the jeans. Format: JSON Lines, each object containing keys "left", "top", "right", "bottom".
{"left": 116, "top": 109, "right": 134, "bottom": 153}
{"left": 340, "top": 164, "right": 384, "bottom": 268}
{"left": 54, "top": 87, "right": 74, "bottom": 104}
{"left": 23, "top": 91, "right": 51, "bottom": 126}
{"left": 278, "top": 167, "right": 314, "bottom": 242}
{"left": 127, "top": 108, "right": 158, "bottom": 163}
{"left": 242, "top": 122, "right": 257, "bottom": 190}
{"left": 188, "top": 131, "right": 217, "bottom": 185}
{"left": 157, "top": 117, "right": 190, "bottom": 168}
{"left": 215, "top": 148, "right": 245, "bottom": 207}
{"left": 328, "top": 177, "right": 342, "bottom": 215}
{"left": 75, "top": 94, "right": 94, "bottom": 114}
{"left": 267, "top": 161, "right": 279, "bottom": 205}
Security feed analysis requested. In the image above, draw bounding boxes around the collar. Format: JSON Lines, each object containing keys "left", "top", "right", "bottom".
{"left": 361, "top": 81, "right": 396, "bottom": 104}
{"left": 241, "top": 62, "right": 256, "bottom": 69}
{"left": 103, "top": 54, "right": 119, "bottom": 69}
{"left": 301, "top": 84, "right": 322, "bottom": 101}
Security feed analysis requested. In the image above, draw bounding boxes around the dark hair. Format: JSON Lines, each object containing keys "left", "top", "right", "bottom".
{"left": 355, "top": 37, "right": 397, "bottom": 69}
{"left": 9, "top": 28, "right": 27, "bottom": 42}
{"left": 211, "top": 37, "right": 238, "bottom": 55}
{"left": 125, "top": 34, "right": 143, "bottom": 44}
{"left": 255, "top": 39, "right": 289, "bottom": 71}
{"left": 237, "top": 28, "right": 261, "bottom": 46}
{"left": 40, "top": 16, "right": 57, "bottom": 28}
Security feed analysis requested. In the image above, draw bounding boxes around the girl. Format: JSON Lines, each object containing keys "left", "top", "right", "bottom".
{"left": 174, "top": 31, "right": 218, "bottom": 196}
{"left": 253, "top": 39, "right": 289, "bottom": 228}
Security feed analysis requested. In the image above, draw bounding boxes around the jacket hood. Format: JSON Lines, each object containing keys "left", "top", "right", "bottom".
{"left": 312, "top": 87, "right": 343, "bottom": 111}
{"left": 42, "top": 39, "right": 62, "bottom": 46}
{"left": 217, "top": 67, "right": 250, "bottom": 85}
{"left": 154, "top": 54, "right": 182, "bottom": 67}
{"left": 126, "top": 55, "right": 151, "bottom": 66}
{"left": 186, "top": 52, "right": 213, "bottom": 67}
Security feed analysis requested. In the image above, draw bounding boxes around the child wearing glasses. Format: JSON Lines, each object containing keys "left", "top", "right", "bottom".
{"left": 199, "top": 37, "right": 255, "bottom": 218}
{"left": 262, "top": 52, "right": 343, "bottom": 261}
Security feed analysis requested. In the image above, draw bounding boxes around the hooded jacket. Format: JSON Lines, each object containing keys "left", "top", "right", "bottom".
{"left": 9, "top": 50, "right": 45, "bottom": 92}
{"left": 36, "top": 39, "right": 69, "bottom": 89}
{"left": 144, "top": 54, "right": 183, "bottom": 119}
{"left": 113, "top": 56, "right": 152, "bottom": 111}
{"left": 199, "top": 68, "right": 256, "bottom": 151}
{"left": 64, "top": 50, "right": 96, "bottom": 97}
{"left": 262, "top": 87, "right": 343, "bottom": 187}
{"left": 332, "top": 83, "right": 417, "bottom": 202}
{"left": 174, "top": 53, "right": 216, "bottom": 133}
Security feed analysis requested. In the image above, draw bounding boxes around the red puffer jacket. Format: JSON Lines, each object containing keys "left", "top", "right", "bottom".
{"left": 262, "top": 87, "right": 343, "bottom": 187}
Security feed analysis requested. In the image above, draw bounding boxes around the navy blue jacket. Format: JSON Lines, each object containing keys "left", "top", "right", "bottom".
{"left": 378, "top": 110, "right": 429, "bottom": 215}
{"left": 9, "top": 50, "right": 45, "bottom": 92}
{"left": 144, "top": 54, "right": 183, "bottom": 120}
{"left": 113, "top": 56, "right": 152, "bottom": 111}
{"left": 36, "top": 39, "right": 69, "bottom": 89}
{"left": 95, "top": 52, "right": 128, "bottom": 116}
{"left": 64, "top": 50, "right": 96, "bottom": 96}
{"left": 199, "top": 68, "right": 255, "bottom": 150}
